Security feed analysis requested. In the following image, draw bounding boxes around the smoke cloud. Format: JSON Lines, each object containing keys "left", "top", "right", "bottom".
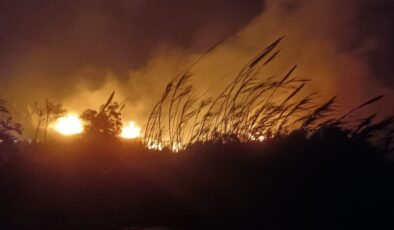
{"left": 0, "top": 0, "right": 393, "bottom": 137}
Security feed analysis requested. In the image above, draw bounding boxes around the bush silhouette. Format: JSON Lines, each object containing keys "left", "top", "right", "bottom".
{"left": 81, "top": 91, "right": 125, "bottom": 137}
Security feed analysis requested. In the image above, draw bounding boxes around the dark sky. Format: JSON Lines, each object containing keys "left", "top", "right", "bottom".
{"left": 354, "top": 0, "right": 394, "bottom": 85}
{"left": 0, "top": 0, "right": 262, "bottom": 80}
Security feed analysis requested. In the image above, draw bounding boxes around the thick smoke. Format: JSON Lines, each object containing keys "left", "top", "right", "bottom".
{"left": 114, "top": 0, "right": 394, "bottom": 122}
{"left": 0, "top": 0, "right": 393, "bottom": 137}
{"left": 0, "top": 0, "right": 262, "bottom": 135}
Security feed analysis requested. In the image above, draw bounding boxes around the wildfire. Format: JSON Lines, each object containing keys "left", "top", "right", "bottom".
{"left": 147, "top": 140, "right": 163, "bottom": 151}
{"left": 54, "top": 114, "right": 84, "bottom": 136}
{"left": 171, "top": 142, "right": 184, "bottom": 153}
{"left": 249, "top": 132, "right": 266, "bottom": 142}
{"left": 120, "top": 121, "right": 141, "bottom": 139}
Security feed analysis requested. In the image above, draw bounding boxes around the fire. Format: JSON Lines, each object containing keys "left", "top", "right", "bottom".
{"left": 120, "top": 121, "right": 141, "bottom": 139}
{"left": 54, "top": 114, "right": 84, "bottom": 136}
{"left": 147, "top": 140, "right": 163, "bottom": 151}
{"left": 171, "top": 142, "right": 184, "bottom": 153}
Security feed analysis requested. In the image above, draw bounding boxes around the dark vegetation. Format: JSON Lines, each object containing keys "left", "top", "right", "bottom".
{"left": 1, "top": 39, "right": 394, "bottom": 229}
{"left": 81, "top": 91, "right": 125, "bottom": 137}
{"left": 33, "top": 99, "right": 66, "bottom": 143}
{"left": 144, "top": 37, "right": 393, "bottom": 153}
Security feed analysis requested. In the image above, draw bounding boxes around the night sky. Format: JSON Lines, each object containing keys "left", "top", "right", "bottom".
{"left": 0, "top": 0, "right": 261, "bottom": 80}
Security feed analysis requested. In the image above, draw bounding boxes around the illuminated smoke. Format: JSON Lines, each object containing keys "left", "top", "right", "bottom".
{"left": 1, "top": 0, "right": 393, "bottom": 138}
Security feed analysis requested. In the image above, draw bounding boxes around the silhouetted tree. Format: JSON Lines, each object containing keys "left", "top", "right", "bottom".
{"left": 33, "top": 102, "right": 45, "bottom": 143}
{"left": 33, "top": 99, "right": 66, "bottom": 142}
{"left": 43, "top": 100, "right": 66, "bottom": 141}
{"left": 80, "top": 91, "right": 124, "bottom": 137}
{"left": 0, "top": 99, "right": 23, "bottom": 138}
{"left": 0, "top": 99, "right": 23, "bottom": 163}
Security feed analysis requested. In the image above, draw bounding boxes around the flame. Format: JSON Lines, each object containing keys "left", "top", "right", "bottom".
{"left": 120, "top": 121, "right": 141, "bottom": 139}
{"left": 147, "top": 140, "right": 163, "bottom": 151}
{"left": 171, "top": 142, "right": 184, "bottom": 152}
{"left": 248, "top": 132, "right": 266, "bottom": 142}
{"left": 145, "top": 140, "right": 184, "bottom": 152}
{"left": 54, "top": 114, "right": 84, "bottom": 136}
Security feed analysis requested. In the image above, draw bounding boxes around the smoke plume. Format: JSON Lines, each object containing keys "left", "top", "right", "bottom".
{"left": 0, "top": 0, "right": 393, "bottom": 137}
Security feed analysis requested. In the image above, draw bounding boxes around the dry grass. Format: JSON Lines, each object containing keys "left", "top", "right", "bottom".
{"left": 143, "top": 38, "right": 394, "bottom": 152}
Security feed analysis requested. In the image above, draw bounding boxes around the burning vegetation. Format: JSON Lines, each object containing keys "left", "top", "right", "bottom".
{"left": 54, "top": 114, "right": 84, "bottom": 136}
{"left": 0, "top": 38, "right": 394, "bottom": 229}
{"left": 144, "top": 37, "right": 394, "bottom": 153}
{"left": 0, "top": 38, "right": 392, "bottom": 150}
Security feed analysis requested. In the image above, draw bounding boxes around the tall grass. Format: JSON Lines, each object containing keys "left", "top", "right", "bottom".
{"left": 143, "top": 38, "right": 394, "bottom": 152}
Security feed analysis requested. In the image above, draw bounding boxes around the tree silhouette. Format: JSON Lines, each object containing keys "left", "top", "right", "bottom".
{"left": 0, "top": 99, "right": 22, "bottom": 143}
{"left": 33, "top": 99, "right": 66, "bottom": 142}
{"left": 33, "top": 102, "right": 45, "bottom": 142}
{"left": 43, "top": 100, "right": 66, "bottom": 141}
{"left": 80, "top": 91, "right": 124, "bottom": 137}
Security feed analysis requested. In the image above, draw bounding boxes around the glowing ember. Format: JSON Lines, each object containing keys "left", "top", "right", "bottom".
{"left": 54, "top": 114, "right": 84, "bottom": 136}
{"left": 147, "top": 140, "right": 163, "bottom": 151}
{"left": 120, "top": 121, "right": 141, "bottom": 139}
{"left": 248, "top": 132, "right": 266, "bottom": 142}
{"left": 171, "top": 142, "right": 184, "bottom": 153}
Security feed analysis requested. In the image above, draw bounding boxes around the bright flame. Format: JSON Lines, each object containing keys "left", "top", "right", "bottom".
{"left": 171, "top": 142, "right": 184, "bottom": 153}
{"left": 54, "top": 114, "right": 84, "bottom": 136}
{"left": 248, "top": 132, "right": 266, "bottom": 142}
{"left": 147, "top": 140, "right": 163, "bottom": 151}
{"left": 120, "top": 121, "right": 141, "bottom": 139}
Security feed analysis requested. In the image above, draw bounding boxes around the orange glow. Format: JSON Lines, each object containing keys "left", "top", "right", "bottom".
{"left": 147, "top": 140, "right": 163, "bottom": 151}
{"left": 248, "top": 132, "right": 266, "bottom": 142}
{"left": 54, "top": 114, "right": 84, "bottom": 136}
{"left": 120, "top": 121, "right": 141, "bottom": 139}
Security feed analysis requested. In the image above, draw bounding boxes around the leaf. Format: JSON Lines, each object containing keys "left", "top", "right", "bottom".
{"left": 338, "top": 95, "right": 385, "bottom": 121}
{"left": 248, "top": 36, "right": 284, "bottom": 68}
{"left": 100, "top": 91, "right": 115, "bottom": 113}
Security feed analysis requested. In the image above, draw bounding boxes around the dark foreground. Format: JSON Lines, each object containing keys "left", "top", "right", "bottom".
{"left": 1, "top": 133, "right": 394, "bottom": 229}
